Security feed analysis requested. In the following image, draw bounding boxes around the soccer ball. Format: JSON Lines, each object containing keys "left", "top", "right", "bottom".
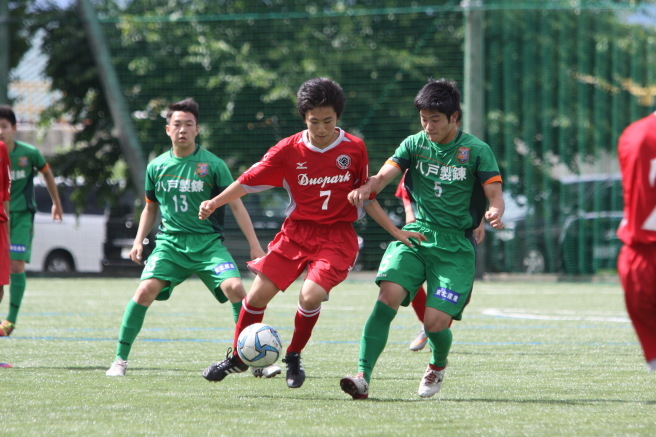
{"left": 237, "top": 323, "right": 283, "bottom": 368}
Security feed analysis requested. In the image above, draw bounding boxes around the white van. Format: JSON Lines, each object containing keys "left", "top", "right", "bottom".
{"left": 26, "top": 180, "right": 107, "bottom": 273}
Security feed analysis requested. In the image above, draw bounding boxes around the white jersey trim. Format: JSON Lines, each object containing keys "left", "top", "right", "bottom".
{"left": 300, "top": 128, "right": 350, "bottom": 153}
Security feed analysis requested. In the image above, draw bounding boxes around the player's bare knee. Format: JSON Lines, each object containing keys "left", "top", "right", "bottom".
{"left": 133, "top": 279, "right": 166, "bottom": 306}
{"left": 423, "top": 309, "right": 452, "bottom": 332}
{"left": 298, "top": 293, "right": 324, "bottom": 311}
{"left": 377, "top": 282, "right": 405, "bottom": 310}
{"left": 219, "top": 277, "right": 246, "bottom": 301}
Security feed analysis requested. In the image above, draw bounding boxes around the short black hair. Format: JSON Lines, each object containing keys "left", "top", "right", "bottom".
{"left": 166, "top": 98, "right": 199, "bottom": 124}
{"left": 0, "top": 105, "right": 17, "bottom": 126}
{"left": 414, "top": 78, "right": 462, "bottom": 121}
{"left": 296, "top": 78, "right": 346, "bottom": 120}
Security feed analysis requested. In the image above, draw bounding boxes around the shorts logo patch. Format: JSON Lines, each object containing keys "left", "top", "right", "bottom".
{"left": 456, "top": 147, "right": 470, "bottom": 164}
{"left": 213, "top": 262, "right": 236, "bottom": 274}
{"left": 336, "top": 154, "right": 351, "bottom": 170}
{"left": 144, "top": 255, "right": 158, "bottom": 272}
{"left": 433, "top": 286, "right": 460, "bottom": 304}
{"left": 196, "top": 163, "right": 209, "bottom": 177}
{"left": 10, "top": 244, "right": 26, "bottom": 253}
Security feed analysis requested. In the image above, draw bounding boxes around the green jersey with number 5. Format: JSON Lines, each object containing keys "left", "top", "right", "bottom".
{"left": 145, "top": 145, "right": 234, "bottom": 235}
{"left": 387, "top": 130, "right": 502, "bottom": 233}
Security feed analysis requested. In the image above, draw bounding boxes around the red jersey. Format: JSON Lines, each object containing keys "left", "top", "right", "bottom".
{"left": 394, "top": 173, "right": 411, "bottom": 208}
{"left": 617, "top": 113, "right": 656, "bottom": 246}
{"left": 0, "top": 141, "right": 10, "bottom": 223}
{"left": 239, "top": 129, "right": 369, "bottom": 225}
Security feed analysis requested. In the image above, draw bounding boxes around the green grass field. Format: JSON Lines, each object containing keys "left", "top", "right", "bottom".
{"left": 1, "top": 276, "right": 654, "bottom": 436}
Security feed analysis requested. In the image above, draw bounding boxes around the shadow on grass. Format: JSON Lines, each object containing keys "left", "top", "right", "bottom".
{"left": 443, "top": 397, "right": 656, "bottom": 405}
{"left": 15, "top": 366, "right": 201, "bottom": 373}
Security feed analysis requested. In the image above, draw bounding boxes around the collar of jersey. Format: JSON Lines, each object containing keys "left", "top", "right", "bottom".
{"left": 301, "top": 128, "right": 346, "bottom": 153}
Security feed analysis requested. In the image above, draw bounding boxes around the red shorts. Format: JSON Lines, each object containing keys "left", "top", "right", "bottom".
{"left": 618, "top": 244, "right": 656, "bottom": 362}
{"left": 0, "top": 222, "right": 9, "bottom": 285}
{"left": 247, "top": 219, "right": 359, "bottom": 292}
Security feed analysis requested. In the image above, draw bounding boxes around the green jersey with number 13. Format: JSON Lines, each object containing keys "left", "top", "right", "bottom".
{"left": 145, "top": 145, "right": 234, "bottom": 235}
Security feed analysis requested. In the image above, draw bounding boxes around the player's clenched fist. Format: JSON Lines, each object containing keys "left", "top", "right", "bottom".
{"left": 348, "top": 186, "right": 371, "bottom": 208}
{"left": 485, "top": 209, "right": 504, "bottom": 230}
{"left": 198, "top": 200, "right": 216, "bottom": 220}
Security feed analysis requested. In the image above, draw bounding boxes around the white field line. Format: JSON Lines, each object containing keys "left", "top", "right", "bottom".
{"left": 482, "top": 308, "right": 629, "bottom": 323}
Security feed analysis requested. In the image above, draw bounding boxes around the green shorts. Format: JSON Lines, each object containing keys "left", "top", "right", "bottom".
{"left": 9, "top": 211, "right": 35, "bottom": 262}
{"left": 375, "top": 221, "right": 476, "bottom": 320}
{"left": 141, "top": 233, "right": 241, "bottom": 303}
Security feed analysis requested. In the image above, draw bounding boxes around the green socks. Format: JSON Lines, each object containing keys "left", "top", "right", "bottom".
{"left": 426, "top": 327, "right": 452, "bottom": 368}
{"left": 358, "top": 300, "right": 397, "bottom": 383}
{"left": 115, "top": 299, "right": 149, "bottom": 361}
{"left": 231, "top": 300, "right": 242, "bottom": 324}
{"left": 113, "top": 298, "right": 240, "bottom": 361}
{"left": 7, "top": 272, "right": 26, "bottom": 323}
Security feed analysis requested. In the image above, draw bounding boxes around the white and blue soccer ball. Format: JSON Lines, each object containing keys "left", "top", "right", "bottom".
{"left": 237, "top": 323, "right": 283, "bottom": 368}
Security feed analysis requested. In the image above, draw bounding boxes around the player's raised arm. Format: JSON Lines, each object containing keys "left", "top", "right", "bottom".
{"left": 199, "top": 181, "right": 248, "bottom": 220}
{"left": 348, "top": 163, "right": 402, "bottom": 208}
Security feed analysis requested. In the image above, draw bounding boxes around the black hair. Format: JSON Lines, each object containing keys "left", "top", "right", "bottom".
{"left": 296, "top": 78, "right": 346, "bottom": 120}
{"left": 0, "top": 105, "right": 17, "bottom": 126}
{"left": 166, "top": 98, "right": 199, "bottom": 124}
{"left": 414, "top": 78, "right": 462, "bottom": 122}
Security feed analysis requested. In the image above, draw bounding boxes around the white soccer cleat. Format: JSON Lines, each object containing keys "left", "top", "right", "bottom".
{"left": 251, "top": 364, "right": 282, "bottom": 378}
{"left": 418, "top": 365, "right": 445, "bottom": 398}
{"left": 409, "top": 327, "right": 428, "bottom": 351}
{"left": 106, "top": 358, "right": 128, "bottom": 376}
{"left": 340, "top": 373, "right": 369, "bottom": 399}
{"left": 647, "top": 359, "right": 656, "bottom": 372}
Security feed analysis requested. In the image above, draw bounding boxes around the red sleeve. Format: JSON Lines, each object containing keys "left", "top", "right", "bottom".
{"left": 238, "top": 141, "right": 288, "bottom": 189}
{"left": 394, "top": 181, "right": 403, "bottom": 198}
{"left": 349, "top": 135, "right": 377, "bottom": 201}
{"left": 617, "top": 115, "right": 656, "bottom": 245}
{"left": 394, "top": 173, "right": 411, "bottom": 208}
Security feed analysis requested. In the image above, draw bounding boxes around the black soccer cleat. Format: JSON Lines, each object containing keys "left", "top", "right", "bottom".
{"left": 203, "top": 348, "right": 248, "bottom": 382}
{"left": 282, "top": 352, "right": 306, "bottom": 388}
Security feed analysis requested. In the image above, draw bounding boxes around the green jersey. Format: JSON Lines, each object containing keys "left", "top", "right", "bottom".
{"left": 9, "top": 140, "right": 48, "bottom": 213}
{"left": 389, "top": 130, "right": 502, "bottom": 232}
{"left": 145, "top": 145, "right": 234, "bottom": 235}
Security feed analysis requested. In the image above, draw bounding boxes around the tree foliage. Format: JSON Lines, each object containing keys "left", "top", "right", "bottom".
{"left": 25, "top": 0, "right": 464, "bottom": 208}
{"left": 19, "top": 1, "right": 656, "bottom": 215}
{"left": 28, "top": 2, "right": 128, "bottom": 204}
{"left": 6, "top": 0, "right": 32, "bottom": 84}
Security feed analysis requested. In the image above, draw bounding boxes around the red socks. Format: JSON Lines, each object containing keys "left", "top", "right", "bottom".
{"left": 411, "top": 286, "right": 427, "bottom": 323}
{"left": 286, "top": 305, "right": 321, "bottom": 354}
{"left": 232, "top": 299, "right": 266, "bottom": 351}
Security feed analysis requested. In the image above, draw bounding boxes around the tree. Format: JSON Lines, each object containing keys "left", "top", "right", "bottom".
{"left": 29, "top": 0, "right": 463, "bottom": 206}
{"left": 29, "top": 2, "right": 129, "bottom": 205}
{"left": 3, "top": 0, "right": 34, "bottom": 102}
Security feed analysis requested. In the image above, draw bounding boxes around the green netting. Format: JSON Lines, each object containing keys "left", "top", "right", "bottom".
{"left": 95, "top": 0, "right": 655, "bottom": 274}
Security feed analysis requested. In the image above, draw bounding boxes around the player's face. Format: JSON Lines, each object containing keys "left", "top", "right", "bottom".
{"left": 166, "top": 111, "right": 199, "bottom": 150}
{"left": 419, "top": 109, "right": 459, "bottom": 144}
{"left": 0, "top": 119, "right": 17, "bottom": 147}
{"left": 304, "top": 106, "right": 338, "bottom": 149}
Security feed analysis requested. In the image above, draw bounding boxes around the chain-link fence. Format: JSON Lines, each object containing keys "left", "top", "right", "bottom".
{"left": 78, "top": 1, "right": 656, "bottom": 274}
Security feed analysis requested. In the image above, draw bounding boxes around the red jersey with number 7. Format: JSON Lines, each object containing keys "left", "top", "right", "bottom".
{"left": 617, "top": 113, "right": 656, "bottom": 246}
{"left": 238, "top": 128, "right": 369, "bottom": 225}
